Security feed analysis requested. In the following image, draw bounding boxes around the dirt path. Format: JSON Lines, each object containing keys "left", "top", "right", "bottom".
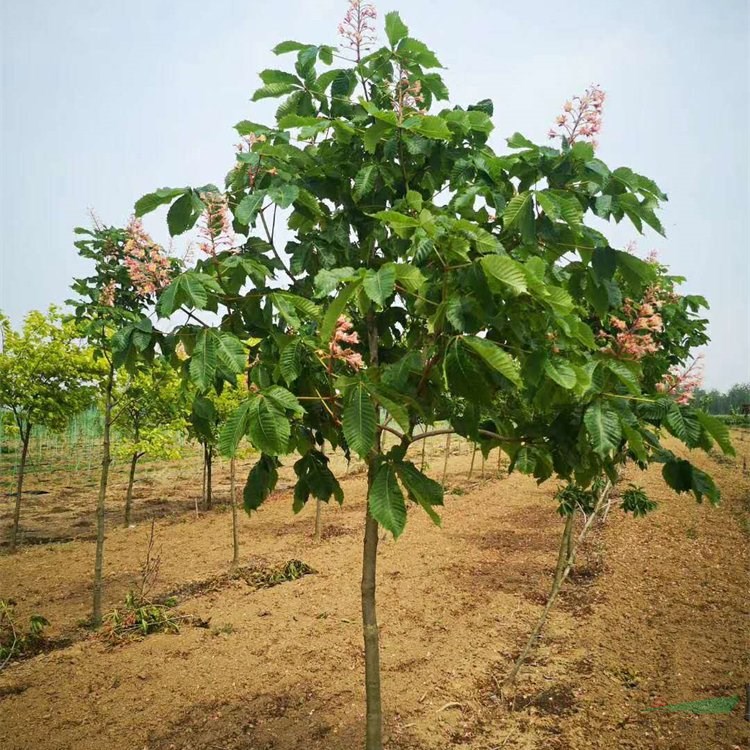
{"left": 0, "top": 437, "right": 747, "bottom": 749}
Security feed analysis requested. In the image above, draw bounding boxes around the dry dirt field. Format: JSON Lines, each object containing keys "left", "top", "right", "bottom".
{"left": 1, "top": 433, "right": 748, "bottom": 749}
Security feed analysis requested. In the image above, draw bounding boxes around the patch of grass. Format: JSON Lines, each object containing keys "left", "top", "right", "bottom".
{"left": 0, "top": 600, "right": 49, "bottom": 668}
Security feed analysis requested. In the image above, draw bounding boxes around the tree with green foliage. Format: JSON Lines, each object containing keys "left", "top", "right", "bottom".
{"left": 70, "top": 219, "right": 179, "bottom": 625}
{"left": 117, "top": 5, "right": 730, "bottom": 746}
{"left": 0, "top": 307, "right": 98, "bottom": 551}
{"left": 113, "top": 359, "right": 187, "bottom": 526}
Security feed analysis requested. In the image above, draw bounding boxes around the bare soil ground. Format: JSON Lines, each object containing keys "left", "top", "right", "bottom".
{"left": 0, "top": 433, "right": 748, "bottom": 749}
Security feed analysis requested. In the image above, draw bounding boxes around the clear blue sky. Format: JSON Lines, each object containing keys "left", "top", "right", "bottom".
{"left": 1, "top": 0, "right": 748, "bottom": 389}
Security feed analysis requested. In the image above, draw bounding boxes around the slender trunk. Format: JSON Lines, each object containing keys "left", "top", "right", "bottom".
{"left": 468, "top": 444, "right": 477, "bottom": 480}
{"left": 441, "top": 433, "right": 451, "bottom": 487}
{"left": 93, "top": 363, "right": 114, "bottom": 627}
{"left": 205, "top": 448, "right": 213, "bottom": 510}
{"left": 507, "top": 512, "right": 575, "bottom": 684}
{"left": 314, "top": 443, "right": 326, "bottom": 541}
{"left": 420, "top": 431, "right": 427, "bottom": 472}
{"left": 230, "top": 457, "right": 239, "bottom": 569}
{"left": 481, "top": 451, "right": 485, "bottom": 479}
{"left": 361, "top": 306, "right": 384, "bottom": 750}
{"left": 497, "top": 448, "right": 502, "bottom": 475}
{"left": 201, "top": 444, "right": 207, "bottom": 510}
{"left": 10, "top": 427, "right": 31, "bottom": 552}
{"left": 362, "top": 463, "right": 383, "bottom": 750}
{"left": 124, "top": 451, "right": 139, "bottom": 527}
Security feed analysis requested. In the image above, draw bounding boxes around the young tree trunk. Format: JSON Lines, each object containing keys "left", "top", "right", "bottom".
{"left": 314, "top": 443, "right": 326, "bottom": 541}
{"left": 506, "top": 511, "right": 575, "bottom": 684}
{"left": 205, "top": 447, "right": 213, "bottom": 510}
{"left": 92, "top": 362, "right": 114, "bottom": 626}
{"left": 229, "top": 457, "right": 240, "bottom": 570}
{"left": 361, "top": 463, "right": 383, "bottom": 750}
{"left": 123, "top": 451, "right": 140, "bottom": 527}
{"left": 420, "top": 431, "right": 427, "bottom": 472}
{"left": 201, "top": 443, "right": 207, "bottom": 511}
{"left": 441, "top": 432, "right": 451, "bottom": 487}
{"left": 468, "top": 444, "right": 477, "bottom": 480}
{"left": 10, "top": 426, "right": 31, "bottom": 553}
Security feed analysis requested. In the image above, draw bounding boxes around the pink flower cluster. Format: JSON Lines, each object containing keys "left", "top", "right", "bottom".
{"left": 548, "top": 85, "right": 606, "bottom": 148}
{"left": 330, "top": 315, "right": 364, "bottom": 371}
{"left": 657, "top": 356, "right": 704, "bottom": 405}
{"left": 599, "top": 285, "right": 670, "bottom": 360}
{"left": 99, "top": 279, "right": 117, "bottom": 307}
{"left": 338, "top": 0, "right": 377, "bottom": 59}
{"left": 198, "top": 192, "right": 235, "bottom": 257}
{"left": 124, "top": 217, "right": 173, "bottom": 297}
{"left": 392, "top": 69, "right": 425, "bottom": 120}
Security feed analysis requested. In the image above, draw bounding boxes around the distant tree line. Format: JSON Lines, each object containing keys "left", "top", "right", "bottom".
{"left": 693, "top": 383, "right": 750, "bottom": 415}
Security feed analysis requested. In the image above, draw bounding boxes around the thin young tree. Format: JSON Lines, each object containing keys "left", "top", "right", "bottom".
{"left": 70, "top": 220, "right": 179, "bottom": 624}
{"left": 119, "top": 5, "right": 729, "bottom": 747}
{"left": 0, "top": 308, "right": 97, "bottom": 551}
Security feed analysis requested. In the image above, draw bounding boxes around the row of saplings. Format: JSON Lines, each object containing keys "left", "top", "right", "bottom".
{"left": 5, "top": 6, "right": 737, "bottom": 749}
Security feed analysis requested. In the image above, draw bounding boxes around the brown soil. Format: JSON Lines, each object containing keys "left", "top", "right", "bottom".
{"left": 0, "top": 433, "right": 748, "bottom": 750}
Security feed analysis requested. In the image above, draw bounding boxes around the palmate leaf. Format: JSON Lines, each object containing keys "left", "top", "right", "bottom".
{"left": 189, "top": 329, "right": 217, "bottom": 392}
{"left": 665, "top": 402, "right": 701, "bottom": 447}
{"left": 480, "top": 255, "right": 528, "bottom": 295}
{"left": 384, "top": 11, "right": 409, "bottom": 46}
{"left": 218, "top": 400, "right": 253, "bottom": 458}
{"left": 292, "top": 450, "right": 343, "bottom": 512}
{"left": 343, "top": 382, "right": 377, "bottom": 459}
{"left": 501, "top": 191, "right": 535, "bottom": 242}
{"left": 215, "top": 332, "right": 246, "bottom": 375}
{"left": 396, "top": 461, "right": 443, "bottom": 526}
{"left": 368, "top": 462, "right": 407, "bottom": 538}
{"left": 464, "top": 336, "right": 521, "bottom": 387}
{"left": 243, "top": 454, "right": 279, "bottom": 513}
{"left": 279, "top": 339, "right": 304, "bottom": 384}
{"left": 584, "top": 400, "right": 622, "bottom": 457}
{"left": 247, "top": 398, "right": 291, "bottom": 456}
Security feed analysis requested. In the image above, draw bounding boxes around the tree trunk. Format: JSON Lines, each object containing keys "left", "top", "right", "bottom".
{"left": 361, "top": 463, "right": 383, "bottom": 750}
{"left": 92, "top": 363, "right": 114, "bottom": 626}
{"left": 10, "top": 426, "right": 31, "bottom": 552}
{"left": 205, "top": 447, "right": 213, "bottom": 510}
{"left": 201, "top": 443, "right": 207, "bottom": 511}
{"left": 468, "top": 444, "right": 477, "bottom": 480}
{"left": 506, "top": 511, "right": 575, "bottom": 684}
{"left": 314, "top": 443, "right": 326, "bottom": 541}
{"left": 230, "top": 457, "right": 240, "bottom": 569}
{"left": 124, "top": 451, "right": 140, "bottom": 527}
{"left": 420, "top": 432, "right": 427, "bottom": 472}
{"left": 441, "top": 432, "right": 451, "bottom": 487}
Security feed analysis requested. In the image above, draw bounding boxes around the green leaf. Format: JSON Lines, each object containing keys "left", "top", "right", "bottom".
{"left": 218, "top": 400, "right": 253, "bottom": 458}
{"left": 622, "top": 423, "right": 647, "bottom": 462}
{"left": 167, "top": 192, "right": 203, "bottom": 236}
{"left": 243, "top": 455, "right": 279, "bottom": 513}
{"left": 252, "top": 82, "right": 299, "bottom": 101}
{"left": 263, "top": 385, "right": 304, "bottom": 417}
{"left": 272, "top": 40, "right": 306, "bottom": 55}
{"left": 502, "top": 192, "right": 535, "bottom": 242}
{"left": 368, "top": 462, "right": 407, "bottom": 538}
{"left": 216, "top": 332, "right": 246, "bottom": 375}
{"left": 363, "top": 119, "right": 395, "bottom": 153}
{"left": 279, "top": 339, "right": 304, "bottom": 384}
{"left": 604, "top": 359, "right": 641, "bottom": 395}
{"left": 544, "top": 359, "right": 577, "bottom": 389}
{"left": 696, "top": 411, "right": 735, "bottom": 456}
{"left": 365, "top": 381, "right": 410, "bottom": 433}
{"left": 134, "top": 187, "right": 187, "bottom": 217}
{"left": 248, "top": 398, "right": 290, "bottom": 455}
{"left": 235, "top": 192, "right": 266, "bottom": 225}
{"left": 189, "top": 329, "right": 217, "bottom": 392}
{"left": 396, "top": 460, "right": 443, "bottom": 526}
{"left": 480, "top": 255, "right": 528, "bottom": 295}
{"left": 464, "top": 337, "right": 521, "bottom": 387}
{"left": 371, "top": 210, "right": 420, "bottom": 237}
{"left": 507, "top": 132, "right": 535, "bottom": 149}
{"left": 584, "top": 400, "right": 622, "bottom": 456}
{"left": 353, "top": 165, "right": 378, "bottom": 202}
{"left": 363, "top": 266, "right": 397, "bottom": 307}
{"left": 293, "top": 450, "right": 343, "bottom": 511}
{"left": 268, "top": 184, "right": 299, "bottom": 209}
{"left": 384, "top": 11, "right": 409, "bottom": 46}
{"left": 343, "top": 381, "right": 377, "bottom": 459}
{"left": 259, "top": 69, "right": 302, "bottom": 86}
{"left": 404, "top": 115, "right": 451, "bottom": 141}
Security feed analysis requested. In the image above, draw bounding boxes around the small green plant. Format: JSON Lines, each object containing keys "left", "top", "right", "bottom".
{"left": 0, "top": 599, "right": 50, "bottom": 668}
{"left": 101, "top": 591, "right": 180, "bottom": 641}
{"left": 620, "top": 485, "right": 657, "bottom": 517}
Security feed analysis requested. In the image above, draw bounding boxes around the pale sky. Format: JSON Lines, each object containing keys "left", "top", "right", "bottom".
{"left": 1, "top": 0, "right": 748, "bottom": 389}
